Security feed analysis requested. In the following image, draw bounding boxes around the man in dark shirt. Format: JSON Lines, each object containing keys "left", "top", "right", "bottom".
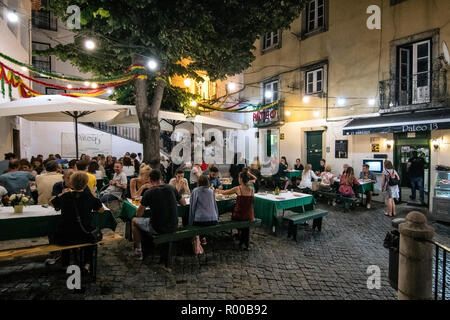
{"left": 407, "top": 151, "right": 427, "bottom": 205}
{"left": 131, "top": 169, "right": 186, "bottom": 260}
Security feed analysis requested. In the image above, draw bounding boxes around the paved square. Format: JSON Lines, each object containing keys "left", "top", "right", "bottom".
{"left": 0, "top": 202, "right": 448, "bottom": 300}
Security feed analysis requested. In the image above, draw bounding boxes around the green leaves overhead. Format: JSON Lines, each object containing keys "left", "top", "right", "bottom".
{"left": 42, "top": 0, "right": 307, "bottom": 106}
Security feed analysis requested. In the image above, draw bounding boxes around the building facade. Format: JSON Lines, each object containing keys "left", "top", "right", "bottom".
{"left": 241, "top": 0, "right": 450, "bottom": 216}
{"left": 0, "top": 0, "right": 32, "bottom": 159}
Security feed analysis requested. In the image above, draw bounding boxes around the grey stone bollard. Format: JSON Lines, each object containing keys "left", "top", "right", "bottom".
{"left": 398, "top": 211, "right": 435, "bottom": 300}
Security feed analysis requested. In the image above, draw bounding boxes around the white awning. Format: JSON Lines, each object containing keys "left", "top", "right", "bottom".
{"left": 0, "top": 95, "right": 132, "bottom": 122}
{"left": 108, "top": 107, "right": 249, "bottom": 131}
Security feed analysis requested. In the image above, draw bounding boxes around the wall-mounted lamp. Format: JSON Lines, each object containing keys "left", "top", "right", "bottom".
{"left": 385, "top": 140, "right": 393, "bottom": 149}
{"left": 432, "top": 139, "right": 442, "bottom": 150}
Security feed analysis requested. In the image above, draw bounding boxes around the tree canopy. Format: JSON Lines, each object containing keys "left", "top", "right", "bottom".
{"left": 42, "top": 0, "right": 306, "bottom": 106}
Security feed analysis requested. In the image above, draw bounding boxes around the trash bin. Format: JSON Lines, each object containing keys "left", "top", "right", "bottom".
{"left": 383, "top": 218, "right": 406, "bottom": 290}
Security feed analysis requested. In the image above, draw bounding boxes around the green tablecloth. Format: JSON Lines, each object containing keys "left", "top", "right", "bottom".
{"left": 285, "top": 170, "right": 302, "bottom": 179}
{"left": 0, "top": 210, "right": 118, "bottom": 241}
{"left": 119, "top": 198, "right": 235, "bottom": 226}
{"left": 253, "top": 194, "right": 315, "bottom": 228}
{"left": 222, "top": 184, "right": 233, "bottom": 190}
{"left": 184, "top": 171, "right": 191, "bottom": 182}
{"left": 357, "top": 182, "right": 375, "bottom": 194}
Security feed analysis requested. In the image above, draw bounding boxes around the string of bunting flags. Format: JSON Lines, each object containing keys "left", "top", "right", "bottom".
{"left": 0, "top": 51, "right": 278, "bottom": 114}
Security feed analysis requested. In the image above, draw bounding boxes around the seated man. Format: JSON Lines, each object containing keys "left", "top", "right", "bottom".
{"left": 100, "top": 162, "right": 127, "bottom": 203}
{"left": 0, "top": 160, "right": 35, "bottom": 195}
{"left": 131, "top": 169, "right": 186, "bottom": 260}
{"left": 36, "top": 160, "right": 63, "bottom": 205}
{"left": 359, "top": 164, "right": 377, "bottom": 209}
{"left": 75, "top": 160, "right": 97, "bottom": 195}
{"left": 208, "top": 167, "right": 223, "bottom": 190}
{"left": 169, "top": 169, "right": 190, "bottom": 195}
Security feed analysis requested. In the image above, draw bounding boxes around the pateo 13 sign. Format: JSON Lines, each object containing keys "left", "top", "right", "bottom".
{"left": 253, "top": 102, "right": 279, "bottom": 127}
{"left": 61, "top": 133, "right": 112, "bottom": 157}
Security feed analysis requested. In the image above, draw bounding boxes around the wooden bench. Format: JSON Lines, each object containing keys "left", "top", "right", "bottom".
{"left": 0, "top": 233, "right": 123, "bottom": 281}
{"left": 283, "top": 209, "right": 328, "bottom": 241}
{"left": 144, "top": 219, "right": 262, "bottom": 267}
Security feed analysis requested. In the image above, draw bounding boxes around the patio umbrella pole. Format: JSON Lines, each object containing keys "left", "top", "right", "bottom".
{"left": 74, "top": 111, "right": 79, "bottom": 160}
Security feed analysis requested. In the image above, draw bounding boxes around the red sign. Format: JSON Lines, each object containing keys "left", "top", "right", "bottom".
{"left": 253, "top": 108, "right": 278, "bottom": 127}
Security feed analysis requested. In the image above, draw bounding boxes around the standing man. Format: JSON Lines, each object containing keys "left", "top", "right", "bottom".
{"left": 407, "top": 150, "right": 427, "bottom": 206}
{"left": 131, "top": 170, "right": 186, "bottom": 260}
{"left": 359, "top": 164, "right": 377, "bottom": 209}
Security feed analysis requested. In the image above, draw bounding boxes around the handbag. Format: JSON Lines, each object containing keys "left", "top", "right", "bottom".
{"left": 72, "top": 194, "right": 103, "bottom": 244}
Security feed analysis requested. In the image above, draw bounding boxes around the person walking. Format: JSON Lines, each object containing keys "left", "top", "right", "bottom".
{"left": 382, "top": 160, "right": 400, "bottom": 217}
{"left": 407, "top": 150, "right": 427, "bottom": 206}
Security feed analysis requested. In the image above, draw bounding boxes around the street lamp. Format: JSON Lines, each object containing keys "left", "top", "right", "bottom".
{"left": 147, "top": 59, "right": 158, "bottom": 71}
{"left": 227, "top": 82, "right": 236, "bottom": 92}
{"left": 184, "top": 78, "right": 192, "bottom": 87}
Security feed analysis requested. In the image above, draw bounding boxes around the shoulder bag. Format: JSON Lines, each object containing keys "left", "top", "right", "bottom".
{"left": 72, "top": 193, "right": 103, "bottom": 244}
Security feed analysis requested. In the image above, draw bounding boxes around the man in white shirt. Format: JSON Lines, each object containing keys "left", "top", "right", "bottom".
{"left": 100, "top": 162, "right": 127, "bottom": 203}
{"left": 189, "top": 164, "right": 202, "bottom": 190}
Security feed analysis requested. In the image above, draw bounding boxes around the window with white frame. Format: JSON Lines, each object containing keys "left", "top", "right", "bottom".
{"left": 306, "top": 68, "right": 324, "bottom": 95}
{"left": 307, "top": 0, "right": 324, "bottom": 32}
{"left": 263, "top": 80, "right": 279, "bottom": 105}
{"left": 262, "top": 31, "right": 280, "bottom": 51}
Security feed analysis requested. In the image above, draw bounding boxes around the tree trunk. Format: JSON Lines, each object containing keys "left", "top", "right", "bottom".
{"left": 133, "top": 56, "right": 166, "bottom": 169}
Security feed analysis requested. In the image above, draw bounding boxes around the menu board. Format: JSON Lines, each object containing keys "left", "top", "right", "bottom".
{"left": 335, "top": 140, "right": 348, "bottom": 159}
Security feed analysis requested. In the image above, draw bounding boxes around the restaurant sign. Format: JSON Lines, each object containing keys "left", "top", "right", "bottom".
{"left": 253, "top": 102, "right": 280, "bottom": 128}
{"left": 61, "top": 133, "right": 112, "bottom": 157}
{"left": 344, "top": 121, "right": 450, "bottom": 136}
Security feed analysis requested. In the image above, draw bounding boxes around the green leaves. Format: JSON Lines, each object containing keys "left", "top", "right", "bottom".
{"left": 44, "top": 0, "right": 307, "bottom": 107}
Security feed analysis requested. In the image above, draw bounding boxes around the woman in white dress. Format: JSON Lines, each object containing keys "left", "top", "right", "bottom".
{"left": 382, "top": 160, "right": 400, "bottom": 217}
{"left": 299, "top": 164, "right": 319, "bottom": 190}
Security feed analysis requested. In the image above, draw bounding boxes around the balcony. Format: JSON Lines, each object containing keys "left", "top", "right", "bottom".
{"left": 379, "top": 63, "right": 449, "bottom": 113}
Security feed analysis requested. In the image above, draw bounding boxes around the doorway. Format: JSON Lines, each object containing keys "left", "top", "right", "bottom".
{"left": 13, "top": 129, "right": 20, "bottom": 158}
{"left": 306, "top": 131, "right": 323, "bottom": 172}
{"left": 394, "top": 132, "right": 430, "bottom": 206}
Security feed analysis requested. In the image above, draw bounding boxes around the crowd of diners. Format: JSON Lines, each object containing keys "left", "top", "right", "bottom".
{"left": 0, "top": 150, "right": 399, "bottom": 265}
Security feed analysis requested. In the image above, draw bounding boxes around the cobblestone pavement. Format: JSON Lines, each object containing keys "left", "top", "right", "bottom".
{"left": 1, "top": 202, "right": 448, "bottom": 300}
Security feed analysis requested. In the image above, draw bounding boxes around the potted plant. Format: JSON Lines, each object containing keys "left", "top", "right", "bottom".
{"left": 8, "top": 192, "right": 33, "bottom": 214}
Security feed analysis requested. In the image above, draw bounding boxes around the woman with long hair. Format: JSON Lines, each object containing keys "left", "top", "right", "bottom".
{"left": 299, "top": 164, "right": 319, "bottom": 190}
{"left": 219, "top": 171, "right": 254, "bottom": 250}
{"left": 339, "top": 167, "right": 360, "bottom": 198}
{"left": 382, "top": 160, "right": 400, "bottom": 217}
{"left": 122, "top": 156, "right": 136, "bottom": 177}
{"left": 130, "top": 163, "right": 152, "bottom": 199}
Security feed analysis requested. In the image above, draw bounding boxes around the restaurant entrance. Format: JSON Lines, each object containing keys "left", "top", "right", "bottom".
{"left": 307, "top": 131, "right": 323, "bottom": 172}
{"left": 393, "top": 132, "right": 430, "bottom": 205}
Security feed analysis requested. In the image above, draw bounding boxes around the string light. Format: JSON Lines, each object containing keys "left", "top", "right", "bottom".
{"left": 265, "top": 91, "right": 273, "bottom": 99}
{"left": 84, "top": 39, "right": 96, "bottom": 50}
{"left": 190, "top": 100, "right": 198, "bottom": 107}
{"left": 184, "top": 78, "right": 192, "bottom": 87}
{"left": 91, "top": 83, "right": 98, "bottom": 88}
{"left": 227, "top": 82, "right": 236, "bottom": 91}
{"left": 337, "top": 98, "right": 346, "bottom": 107}
{"left": 84, "top": 81, "right": 90, "bottom": 86}
{"left": 21, "top": 66, "right": 27, "bottom": 72}
{"left": 285, "top": 110, "right": 291, "bottom": 117}
{"left": 147, "top": 59, "right": 158, "bottom": 70}
{"left": 106, "top": 88, "right": 114, "bottom": 95}
{"left": 313, "top": 111, "right": 320, "bottom": 117}
{"left": 368, "top": 98, "right": 376, "bottom": 106}
{"left": 303, "top": 96, "right": 311, "bottom": 103}
{"left": 67, "top": 84, "right": 73, "bottom": 89}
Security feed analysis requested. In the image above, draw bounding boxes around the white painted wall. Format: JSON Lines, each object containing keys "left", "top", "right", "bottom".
{"left": 0, "top": 0, "right": 31, "bottom": 158}
{"left": 20, "top": 119, "right": 143, "bottom": 159}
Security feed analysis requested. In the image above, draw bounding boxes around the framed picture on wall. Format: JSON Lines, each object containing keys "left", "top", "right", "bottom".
{"left": 335, "top": 140, "right": 348, "bottom": 159}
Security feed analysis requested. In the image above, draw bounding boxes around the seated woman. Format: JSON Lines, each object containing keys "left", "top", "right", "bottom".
{"left": 218, "top": 172, "right": 254, "bottom": 250}
{"left": 189, "top": 175, "right": 219, "bottom": 251}
{"left": 130, "top": 163, "right": 152, "bottom": 200}
{"left": 299, "top": 164, "right": 319, "bottom": 190}
{"left": 169, "top": 169, "right": 190, "bottom": 195}
{"left": 320, "top": 166, "right": 335, "bottom": 189}
{"left": 50, "top": 172, "right": 104, "bottom": 271}
{"left": 339, "top": 167, "right": 360, "bottom": 198}
{"left": 272, "top": 157, "right": 288, "bottom": 189}
{"left": 189, "top": 175, "right": 218, "bottom": 226}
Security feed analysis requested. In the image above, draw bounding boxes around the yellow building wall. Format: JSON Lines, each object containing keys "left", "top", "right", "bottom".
{"left": 243, "top": 0, "right": 450, "bottom": 122}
